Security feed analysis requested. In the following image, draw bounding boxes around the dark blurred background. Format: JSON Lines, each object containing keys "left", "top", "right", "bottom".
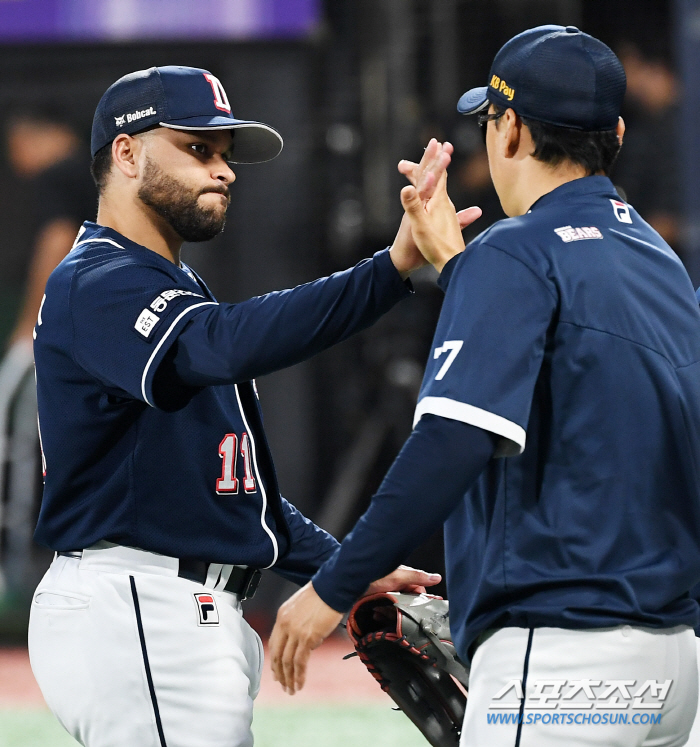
{"left": 0, "top": 0, "right": 697, "bottom": 639}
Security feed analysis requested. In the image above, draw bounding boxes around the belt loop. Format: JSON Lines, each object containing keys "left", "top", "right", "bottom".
{"left": 214, "top": 564, "right": 234, "bottom": 591}
{"left": 205, "top": 563, "right": 223, "bottom": 588}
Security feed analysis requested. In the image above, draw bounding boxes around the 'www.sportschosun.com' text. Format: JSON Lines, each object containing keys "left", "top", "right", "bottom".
{"left": 487, "top": 712, "right": 662, "bottom": 726}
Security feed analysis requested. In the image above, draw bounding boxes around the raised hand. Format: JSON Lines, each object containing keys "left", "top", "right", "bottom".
{"left": 388, "top": 139, "right": 453, "bottom": 278}
{"left": 401, "top": 165, "right": 480, "bottom": 273}
{"left": 390, "top": 140, "right": 482, "bottom": 277}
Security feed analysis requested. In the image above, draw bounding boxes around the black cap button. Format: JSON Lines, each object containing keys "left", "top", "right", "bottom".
{"left": 565, "top": 26, "right": 579, "bottom": 33}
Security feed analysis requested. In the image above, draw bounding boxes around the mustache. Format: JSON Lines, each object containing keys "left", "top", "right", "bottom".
{"left": 200, "top": 185, "right": 231, "bottom": 201}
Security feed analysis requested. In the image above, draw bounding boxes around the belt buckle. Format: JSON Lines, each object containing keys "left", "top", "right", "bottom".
{"left": 240, "top": 569, "right": 262, "bottom": 601}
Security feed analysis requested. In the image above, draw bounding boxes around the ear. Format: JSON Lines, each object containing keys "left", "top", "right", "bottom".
{"left": 501, "top": 108, "right": 522, "bottom": 159}
{"left": 111, "top": 133, "right": 142, "bottom": 180}
{"left": 616, "top": 116, "right": 626, "bottom": 147}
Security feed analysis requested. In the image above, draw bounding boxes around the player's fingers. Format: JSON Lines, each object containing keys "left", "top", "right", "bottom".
{"left": 398, "top": 159, "right": 419, "bottom": 183}
{"left": 292, "top": 641, "right": 314, "bottom": 693}
{"left": 392, "top": 566, "right": 442, "bottom": 588}
{"left": 457, "top": 206, "right": 483, "bottom": 229}
{"left": 402, "top": 584, "right": 428, "bottom": 594}
{"left": 406, "top": 570, "right": 442, "bottom": 586}
{"left": 414, "top": 139, "right": 440, "bottom": 185}
{"left": 419, "top": 149, "right": 452, "bottom": 202}
{"left": 281, "top": 637, "right": 300, "bottom": 694}
{"left": 268, "top": 625, "right": 288, "bottom": 685}
{"left": 277, "top": 638, "right": 296, "bottom": 693}
{"left": 421, "top": 138, "right": 439, "bottom": 166}
{"left": 400, "top": 185, "right": 424, "bottom": 218}
{"left": 418, "top": 140, "right": 443, "bottom": 175}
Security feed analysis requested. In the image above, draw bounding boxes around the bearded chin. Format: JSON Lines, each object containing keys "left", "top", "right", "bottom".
{"left": 137, "top": 158, "right": 228, "bottom": 242}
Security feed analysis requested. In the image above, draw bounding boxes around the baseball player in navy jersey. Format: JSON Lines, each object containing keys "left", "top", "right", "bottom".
{"left": 26, "top": 66, "right": 486, "bottom": 747}
{"left": 271, "top": 26, "right": 700, "bottom": 746}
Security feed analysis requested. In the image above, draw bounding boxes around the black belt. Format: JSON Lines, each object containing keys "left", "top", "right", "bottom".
{"left": 58, "top": 552, "right": 261, "bottom": 601}
{"left": 177, "top": 559, "right": 261, "bottom": 600}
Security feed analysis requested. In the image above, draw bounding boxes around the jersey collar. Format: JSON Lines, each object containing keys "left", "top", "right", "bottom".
{"left": 527, "top": 175, "right": 618, "bottom": 213}
{"left": 75, "top": 221, "right": 206, "bottom": 290}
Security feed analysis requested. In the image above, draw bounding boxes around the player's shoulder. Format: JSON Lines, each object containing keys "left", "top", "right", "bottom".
{"left": 467, "top": 176, "right": 657, "bottom": 270}
{"left": 51, "top": 222, "right": 183, "bottom": 296}
{"left": 464, "top": 214, "right": 549, "bottom": 276}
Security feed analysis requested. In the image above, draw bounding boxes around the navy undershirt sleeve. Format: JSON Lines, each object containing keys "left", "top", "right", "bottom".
{"left": 311, "top": 414, "right": 496, "bottom": 612}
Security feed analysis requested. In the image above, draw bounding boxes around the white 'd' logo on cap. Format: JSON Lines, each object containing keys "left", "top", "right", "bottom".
{"left": 203, "top": 73, "right": 231, "bottom": 113}
{"left": 114, "top": 115, "right": 126, "bottom": 127}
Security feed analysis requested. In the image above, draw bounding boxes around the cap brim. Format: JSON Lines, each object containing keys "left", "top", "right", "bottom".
{"left": 159, "top": 116, "right": 283, "bottom": 164}
{"left": 457, "top": 87, "right": 490, "bottom": 115}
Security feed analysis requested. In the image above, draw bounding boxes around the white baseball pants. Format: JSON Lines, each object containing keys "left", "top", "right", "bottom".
{"left": 461, "top": 625, "right": 698, "bottom": 747}
{"left": 686, "top": 637, "right": 700, "bottom": 745}
{"left": 28, "top": 543, "right": 264, "bottom": 747}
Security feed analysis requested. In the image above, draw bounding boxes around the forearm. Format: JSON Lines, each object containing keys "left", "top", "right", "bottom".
{"left": 273, "top": 497, "right": 340, "bottom": 586}
{"left": 312, "top": 415, "right": 495, "bottom": 612}
{"left": 169, "top": 249, "right": 411, "bottom": 386}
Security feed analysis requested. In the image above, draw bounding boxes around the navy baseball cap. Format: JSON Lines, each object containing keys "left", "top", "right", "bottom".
{"left": 91, "top": 66, "right": 283, "bottom": 163}
{"left": 458, "top": 25, "right": 626, "bottom": 131}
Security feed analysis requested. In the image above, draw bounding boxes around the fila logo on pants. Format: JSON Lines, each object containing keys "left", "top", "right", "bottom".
{"left": 194, "top": 593, "right": 219, "bottom": 626}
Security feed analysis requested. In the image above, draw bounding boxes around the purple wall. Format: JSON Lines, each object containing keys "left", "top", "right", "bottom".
{"left": 0, "top": 0, "right": 320, "bottom": 42}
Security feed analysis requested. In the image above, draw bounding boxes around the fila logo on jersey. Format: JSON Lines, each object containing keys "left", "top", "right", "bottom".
{"left": 554, "top": 225, "right": 603, "bottom": 243}
{"left": 114, "top": 106, "right": 157, "bottom": 128}
{"left": 194, "top": 593, "right": 219, "bottom": 626}
{"left": 135, "top": 309, "right": 160, "bottom": 338}
{"left": 611, "top": 199, "right": 633, "bottom": 224}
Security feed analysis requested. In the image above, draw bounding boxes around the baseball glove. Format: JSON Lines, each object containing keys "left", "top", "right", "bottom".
{"left": 346, "top": 592, "right": 469, "bottom": 747}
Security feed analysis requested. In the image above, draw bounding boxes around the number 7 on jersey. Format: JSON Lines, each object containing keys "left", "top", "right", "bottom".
{"left": 433, "top": 340, "right": 463, "bottom": 380}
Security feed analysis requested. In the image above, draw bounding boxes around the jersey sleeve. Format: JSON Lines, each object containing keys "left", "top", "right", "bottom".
{"left": 159, "top": 248, "right": 412, "bottom": 388}
{"left": 69, "top": 253, "right": 217, "bottom": 407}
{"left": 312, "top": 415, "right": 495, "bottom": 612}
{"left": 414, "top": 241, "right": 557, "bottom": 457}
{"left": 272, "top": 497, "right": 340, "bottom": 586}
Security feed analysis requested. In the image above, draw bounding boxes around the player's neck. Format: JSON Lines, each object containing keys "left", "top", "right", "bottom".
{"left": 96, "top": 196, "right": 182, "bottom": 265}
{"left": 505, "top": 159, "right": 590, "bottom": 217}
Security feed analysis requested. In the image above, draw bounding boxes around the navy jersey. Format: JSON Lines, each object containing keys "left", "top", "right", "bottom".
{"left": 33, "top": 222, "right": 410, "bottom": 580}
{"left": 415, "top": 176, "right": 700, "bottom": 656}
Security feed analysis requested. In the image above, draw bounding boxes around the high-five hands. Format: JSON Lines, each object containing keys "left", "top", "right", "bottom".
{"left": 389, "top": 138, "right": 453, "bottom": 278}
{"left": 393, "top": 141, "right": 482, "bottom": 274}
{"left": 269, "top": 565, "right": 441, "bottom": 695}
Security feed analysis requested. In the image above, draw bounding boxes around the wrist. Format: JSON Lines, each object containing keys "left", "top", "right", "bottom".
{"left": 437, "top": 253, "right": 461, "bottom": 292}
{"left": 388, "top": 245, "right": 412, "bottom": 280}
{"left": 433, "top": 242, "right": 465, "bottom": 274}
{"left": 311, "top": 578, "right": 349, "bottom": 614}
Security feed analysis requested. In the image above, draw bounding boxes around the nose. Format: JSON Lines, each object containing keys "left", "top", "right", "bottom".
{"left": 214, "top": 156, "right": 236, "bottom": 185}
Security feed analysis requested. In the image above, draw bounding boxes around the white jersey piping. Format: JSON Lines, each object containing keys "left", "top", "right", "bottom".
{"left": 413, "top": 395, "right": 526, "bottom": 458}
{"left": 72, "top": 237, "right": 127, "bottom": 252}
{"left": 234, "top": 384, "right": 279, "bottom": 569}
{"left": 140, "top": 302, "right": 218, "bottom": 406}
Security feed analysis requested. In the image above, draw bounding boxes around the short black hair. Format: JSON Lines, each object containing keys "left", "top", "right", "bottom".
{"left": 90, "top": 143, "right": 112, "bottom": 194}
{"left": 493, "top": 105, "right": 622, "bottom": 176}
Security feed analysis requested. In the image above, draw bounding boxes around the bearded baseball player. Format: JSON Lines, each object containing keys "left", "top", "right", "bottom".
{"left": 26, "top": 66, "right": 480, "bottom": 747}
{"left": 270, "top": 26, "right": 700, "bottom": 746}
